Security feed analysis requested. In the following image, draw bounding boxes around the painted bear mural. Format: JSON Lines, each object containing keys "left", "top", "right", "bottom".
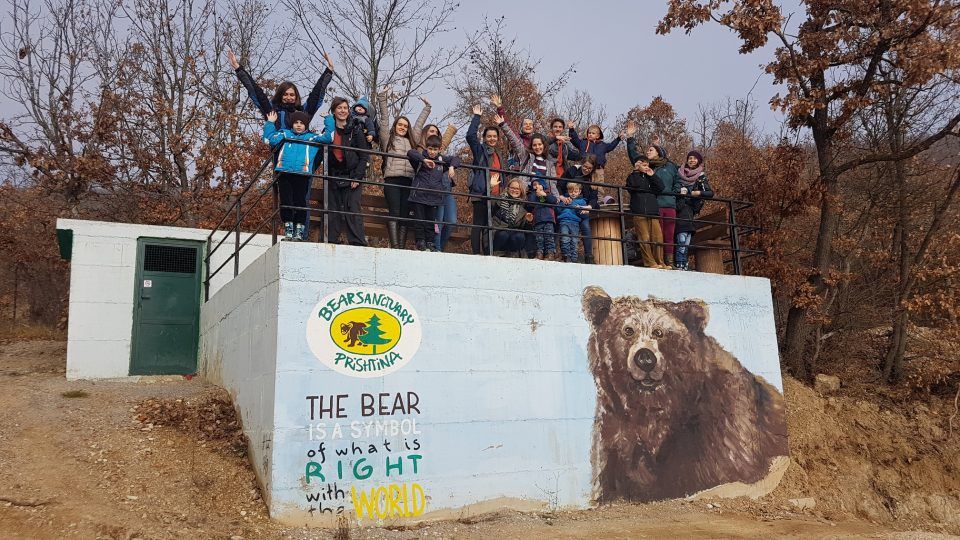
{"left": 581, "top": 286, "right": 789, "bottom": 503}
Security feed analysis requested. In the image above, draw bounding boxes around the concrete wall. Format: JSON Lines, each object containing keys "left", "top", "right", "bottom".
{"left": 199, "top": 244, "right": 281, "bottom": 501}
{"left": 200, "top": 242, "right": 788, "bottom": 527}
{"left": 58, "top": 219, "right": 273, "bottom": 379}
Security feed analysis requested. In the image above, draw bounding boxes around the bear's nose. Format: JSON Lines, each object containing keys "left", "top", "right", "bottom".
{"left": 633, "top": 348, "right": 657, "bottom": 372}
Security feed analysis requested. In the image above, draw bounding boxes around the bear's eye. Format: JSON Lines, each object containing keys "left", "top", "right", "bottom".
{"left": 652, "top": 328, "right": 664, "bottom": 339}
{"left": 622, "top": 326, "right": 636, "bottom": 338}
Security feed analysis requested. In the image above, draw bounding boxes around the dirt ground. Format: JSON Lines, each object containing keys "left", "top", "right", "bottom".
{"left": 1, "top": 340, "right": 958, "bottom": 540}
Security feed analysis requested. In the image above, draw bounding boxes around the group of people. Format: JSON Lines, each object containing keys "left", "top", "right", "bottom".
{"left": 232, "top": 50, "right": 714, "bottom": 270}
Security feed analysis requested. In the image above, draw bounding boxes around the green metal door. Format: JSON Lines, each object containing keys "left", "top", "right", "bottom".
{"left": 130, "top": 239, "right": 203, "bottom": 375}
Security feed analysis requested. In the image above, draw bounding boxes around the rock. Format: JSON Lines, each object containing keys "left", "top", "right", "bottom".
{"left": 814, "top": 374, "right": 841, "bottom": 394}
{"left": 789, "top": 498, "right": 816, "bottom": 511}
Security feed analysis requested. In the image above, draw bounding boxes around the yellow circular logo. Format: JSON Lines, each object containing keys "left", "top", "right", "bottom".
{"left": 329, "top": 307, "right": 402, "bottom": 356}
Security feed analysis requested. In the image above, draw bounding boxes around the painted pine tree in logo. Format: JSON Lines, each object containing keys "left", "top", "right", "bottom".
{"left": 358, "top": 314, "right": 391, "bottom": 354}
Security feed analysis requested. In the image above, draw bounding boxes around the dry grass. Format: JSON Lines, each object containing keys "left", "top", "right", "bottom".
{"left": 60, "top": 390, "right": 89, "bottom": 399}
{"left": 0, "top": 322, "right": 65, "bottom": 342}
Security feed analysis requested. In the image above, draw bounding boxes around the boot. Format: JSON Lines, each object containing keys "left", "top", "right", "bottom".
{"left": 282, "top": 222, "right": 294, "bottom": 240}
{"left": 387, "top": 221, "right": 400, "bottom": 248}
{"left": 415, "top": 239, "right": 427, "bottom": 251}
{"left": 399, "top": 226, "right": 410, "bottom": 249}
{"left": 294, "top": 223, "right": 306, "bottom": 242}
{"left": 426, "top": 241, "right": 437, "bottom": 252}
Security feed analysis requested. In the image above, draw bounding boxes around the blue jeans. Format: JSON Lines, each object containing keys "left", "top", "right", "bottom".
{"left": 494, "top": 230, "right": 526, "bottom": 252}
{"left": 534, "top": 222, "right": 556, "bottom": 254}
{"left": 434, "top": 193, "right": 457, "bottom": 251}
{"left": 675, "top": 232, "right": 693, "bottom": 267}
{"left": 558, "top": 222, "right": 580, "bottom": 261}
{"left": 579, "top": 217, "right": 592, "bottom": 258}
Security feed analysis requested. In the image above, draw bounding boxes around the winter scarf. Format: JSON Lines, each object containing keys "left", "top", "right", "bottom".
{"left": 648, "top": 156, "right": 668, "bottom": 169}
{"left": 678, "top": 164, "right": 704, "bottom": 187}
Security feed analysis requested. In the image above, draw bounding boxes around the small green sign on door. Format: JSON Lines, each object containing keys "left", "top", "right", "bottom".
{"left": 130, "top": 239, "right": 203, "bottom": 375}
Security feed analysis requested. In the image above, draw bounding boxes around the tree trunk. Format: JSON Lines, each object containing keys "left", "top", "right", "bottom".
{"left": 882, "top": 101, "right": 909, "bottom": 383}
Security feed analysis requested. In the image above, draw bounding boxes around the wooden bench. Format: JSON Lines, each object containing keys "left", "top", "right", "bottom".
{"left": 306, "top": 185, "right": 470, "bottom": 245}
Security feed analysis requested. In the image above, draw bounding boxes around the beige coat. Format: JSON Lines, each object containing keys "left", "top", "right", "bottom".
{"left": 378, "top": 95, "right": 431, "bottom": 179}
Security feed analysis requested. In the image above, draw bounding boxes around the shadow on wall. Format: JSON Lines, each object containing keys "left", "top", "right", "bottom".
{"left": 581, "top": 286, "right": 789, "bottom": 502}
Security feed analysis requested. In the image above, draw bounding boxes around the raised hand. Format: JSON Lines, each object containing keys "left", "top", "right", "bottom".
{"left": 493, "top": 114, "right": 504, "bottom": 125}
{"left": 651, "top": 134, "right": 662, "bottom": 146}
{"left": 472, "top": 104, "right": 482, "bottom": 116}
{"left": 625, "top": 119, "right": 637, "bottom": 137}
{"left": 490, "top": 94, "right": 502, "bottom": 108}
{"left": 323, "top": 51, "right": 334, "bottom": 72}
{"left": 226, "top": 48, "right": 240, "bottom": 70}
{"left": 567, "top": 119, "right": 576, "bottom": 129}
{"left": 266, "top": 110, "right": 278, "bottom": 123}
{"left": 419, "top": 95, "right": 430, "bottom": 107}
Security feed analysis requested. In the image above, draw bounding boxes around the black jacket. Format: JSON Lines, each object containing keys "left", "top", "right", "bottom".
{"left": 328, "top": 117, "right": 371, "bottom": 187}
{"left": 675, "top": 174, "right": 715, "bottom": 234}
{"left": 235, "top": 66, "right": 333, "bottom": 129}
{"left": 559, "top": 167, "right": 600, "bottom": 210}
{"left": 625, "top": 171, "right": 663, "bottom": 216}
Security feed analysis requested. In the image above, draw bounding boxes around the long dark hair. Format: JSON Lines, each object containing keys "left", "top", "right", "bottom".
{"left": 530, "top": 133, "right": 550, "bottom": 158}
{"left": 421, "top": 124, "right": 441, "bottom": 149}
{"left": 386, "top": 115, "right": 413, "bottom": 153}
{"left": 271, "top": 81, "right": 301, "bottom": 109}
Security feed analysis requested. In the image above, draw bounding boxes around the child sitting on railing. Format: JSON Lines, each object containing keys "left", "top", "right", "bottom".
{"left": 262, "top": 110, "right": 333, "bottom": 241}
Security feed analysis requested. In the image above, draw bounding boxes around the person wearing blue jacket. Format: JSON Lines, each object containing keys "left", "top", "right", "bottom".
{"left": 568, "top": 121, "right": 624, "bottom": 184}
{"left": 228, "top": 48, "right": 334, "bottom": 130}
{"left": 466, "top": 104, "right": 509, "bottom": 255}
{"left": 556, "top": 182, "right": 590, "bottom": 263}
{"left": 262, "top": 110, "right": 334, "bottom": 241}
{"left": 351, "top": 96, "right": 380, "bottom": 145}
{"left": 527, "top": 179, "right": 558, "bottom": 259}
{"left": 559, "top": 155, "right": 601, "bottom": 263}
{"left": 406, "top": 137, "right": 460, "bottom": 251}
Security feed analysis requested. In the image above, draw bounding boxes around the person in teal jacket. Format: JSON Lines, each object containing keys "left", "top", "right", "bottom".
{"left": 625, "top": 121, "right": 682, "bottom": 265}
{"left": 262, "top": 110, "right": 334, "bottom": 241}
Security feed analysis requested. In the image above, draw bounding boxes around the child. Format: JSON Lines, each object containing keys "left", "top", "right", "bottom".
{"left": 406, "top": 136, "right": 460, "bottom": 251}
{"left": 568, "top": 121, "right": 624, "bottom": 183}
{"left": 559, "top": 155, "right": 601, "bottom": 263}
{"left": 557, "top": 182, "right": 590, "bottom": 263}
{"left": 262, "top": 110, "right": 333, "bottom": 241}
{"left": 625, "top": 158, "right": 668, "bottom": 269}
{"left": 351, "top": 96, "right": 380, "bottom": 145}
{"left": 674, "top": 150, "right": 714, "bottom": 270}
{"left": 527, "top": 178, "right": 558, "bottom": 259}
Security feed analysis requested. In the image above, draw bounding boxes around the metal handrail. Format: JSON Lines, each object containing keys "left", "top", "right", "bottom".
{"left": 204, "top": 139, "right": 761, "bottom": 301}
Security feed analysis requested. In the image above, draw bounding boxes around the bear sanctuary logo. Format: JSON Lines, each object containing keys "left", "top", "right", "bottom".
{"left": 581, "top": 286, "right": 788, "bottom": 503}
{"left": 306, "top": 287, "right": 422, "bottom": 378}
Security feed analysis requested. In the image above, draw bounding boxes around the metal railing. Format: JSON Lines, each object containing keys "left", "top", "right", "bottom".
{"left": 204, "top": 141, "right": 760, "bottom": 300}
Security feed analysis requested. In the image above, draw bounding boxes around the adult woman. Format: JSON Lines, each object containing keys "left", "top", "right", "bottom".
{"left": 324, "top": 97, "right": 371, "bottom": 245}
{"left": 227, "top": 48, "right": 334, "bottom": 129}
{"left": 626, "top": 122, "right": 682, "bottom": 265}
{"left": 376, "top": 89, "right": 432, "bottom": 248}
{"left": 491, "top": 179, "right": 534, "bottom": 255}
{"left": 559, "top": 155, "right": 601, "bottom": 263}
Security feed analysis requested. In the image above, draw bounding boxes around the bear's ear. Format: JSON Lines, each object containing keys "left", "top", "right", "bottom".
{"left": 582, "top": 286, "right": 612, "bottom": 327}
{"left": 660, "top": 299, "right": 709, "bottom": 334}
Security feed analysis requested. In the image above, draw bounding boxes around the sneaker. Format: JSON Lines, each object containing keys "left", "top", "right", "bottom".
{"left": 535, "top": 251, "right": 544, "bottom": 260}
{"left": 294, "top": 223, "right": 306, "bottom": 242}
{"left": 426, "top": 242, "right": 437, "bottom": 252}
{"left": 283, "top": 222, "right": 294, "bottom": 240}
{"left": 415, "top": 240, "right": 427, "bottom": 251}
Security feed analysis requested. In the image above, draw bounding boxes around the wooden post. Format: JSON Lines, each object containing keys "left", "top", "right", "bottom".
{"left": 592, "top": 211, "right": 624, "bottom": 266}
{"left": 693, "top": 240, "right": 727, "bottom": 274}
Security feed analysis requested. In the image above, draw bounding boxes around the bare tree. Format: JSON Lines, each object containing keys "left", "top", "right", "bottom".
{"left": 553, "top": 89, "right": 608, "bottom": 133}
{"left": 283, "top": 0, "right": 466, "bottom": 122}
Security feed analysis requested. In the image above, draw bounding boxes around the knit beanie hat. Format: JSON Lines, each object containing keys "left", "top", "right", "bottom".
{"left": 289, "top": 111, "right": 311, "bottom": 127}
{"left": 686, "top": 150, "right": 704, "bottom": 166}
{"left": 652, "top": 144, "right": 667, "bottom": 159}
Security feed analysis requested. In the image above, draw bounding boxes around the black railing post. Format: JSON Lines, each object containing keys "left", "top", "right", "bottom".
{"left": 204, "top": 236, "right": 211, "bottom": 302}
{"left": 271, "top": 172, "right": 278, "bottom": 246}
{"left": 485, "top": 164, "right": 494, "bottom": 255}
{"left": 728, "top": 200, "right": 742, "bottom": 275}
{"left": 234, "top": 199, "right": 241, "bottom": 278}
{"left": 617, "top": 186, "right": 628, "bottom": 266}
{"left": 322, "top": 145, "right": 330, "bottom": 243}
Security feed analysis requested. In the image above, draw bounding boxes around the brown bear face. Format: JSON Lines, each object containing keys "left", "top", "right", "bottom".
{"left": 582, "top": 286, "right": 709, "bottom": 457}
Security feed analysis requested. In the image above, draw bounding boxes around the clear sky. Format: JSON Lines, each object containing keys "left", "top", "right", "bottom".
{"left": 424, "top": 0, "right": 801, "bottom": 135}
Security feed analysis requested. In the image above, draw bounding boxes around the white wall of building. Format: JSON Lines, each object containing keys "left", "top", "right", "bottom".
{"left": 199, "top": 242, "right": 787, "bottom": 527}
{"left": 58, "top": 218, "right": 274, "bottom": 380}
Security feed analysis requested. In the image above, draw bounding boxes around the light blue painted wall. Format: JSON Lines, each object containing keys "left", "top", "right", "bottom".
{"left": 246, "top": 242, "right": 784, "bottom": 525}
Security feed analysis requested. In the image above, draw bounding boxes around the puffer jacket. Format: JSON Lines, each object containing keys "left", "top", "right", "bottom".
{"left": 378, "top": 94, "right": 431, "bottom": 178}
{"left": 626, "top": 170, "right": 664, "bottom": 216}
{"left": 262, "top": 121, "right": 333, "bottom": 174}
{"left": 407, "top": 150, "right": 460, "bottom": 206}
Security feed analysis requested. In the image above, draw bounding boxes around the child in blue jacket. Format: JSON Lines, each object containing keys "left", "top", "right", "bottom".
{"left": 262, "top": 110, "right": 333, "bottom": 241}
{"left": 556, "top": 182, "right": 590, "bottom": 263}
{"left": 527, "top": 178, "right": 558, "bottom": 259}
{"left": 351, "top": 97, "right": 380, "bottom": 145}
{"left": 568, "top": 122, "right": 623, "bottom": 184}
